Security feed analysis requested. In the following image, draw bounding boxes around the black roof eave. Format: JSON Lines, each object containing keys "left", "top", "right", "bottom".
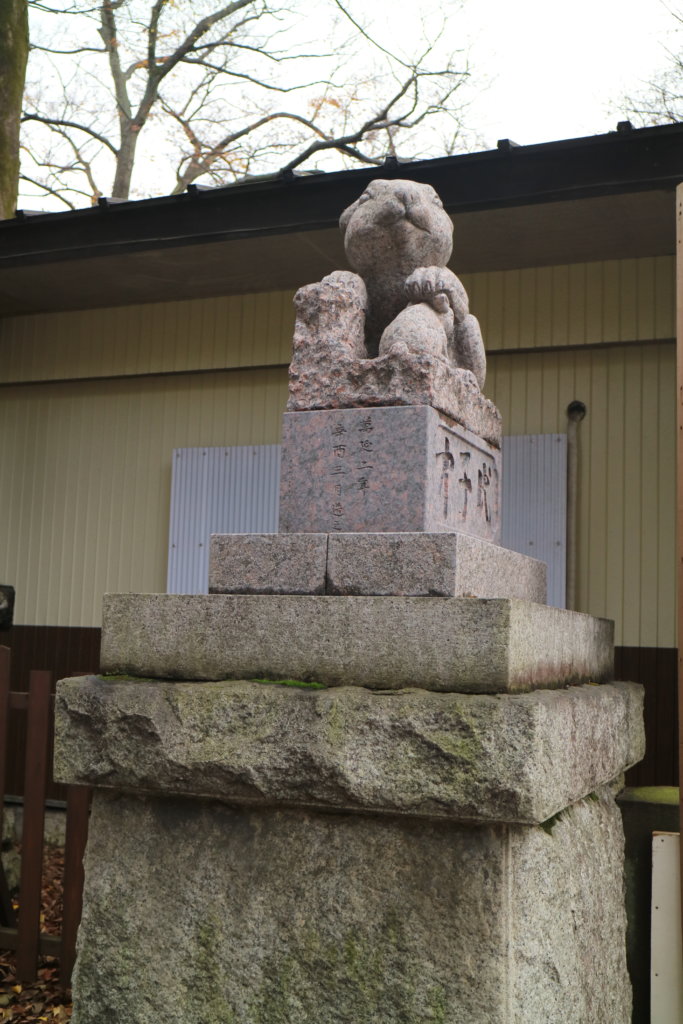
{"left": 1, "top": 122, "right": 682, "bottom": 270}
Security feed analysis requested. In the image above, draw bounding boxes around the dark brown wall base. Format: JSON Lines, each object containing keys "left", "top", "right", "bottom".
{"left": 1, "top": 625, "right": 101, "bottom": 798}
{"left": 0, "top": 629, "right": 678, "bottom": 794}
{"left": 1, "top": 624, "right": 101, "bottom": 690}
{"left": 616, "top": 646, "right": 678, "bottom": 787}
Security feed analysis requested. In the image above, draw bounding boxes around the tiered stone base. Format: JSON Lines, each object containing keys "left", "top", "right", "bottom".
{"left": 55, "top": 677, "right": 643, "bottom": 1024}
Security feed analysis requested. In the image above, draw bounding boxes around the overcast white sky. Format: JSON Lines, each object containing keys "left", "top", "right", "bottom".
{"left": 383, "top": 0, "right": 676, "bottom": 148}
{"left": 19, "top": 0, "right": 679, "bottom": 208}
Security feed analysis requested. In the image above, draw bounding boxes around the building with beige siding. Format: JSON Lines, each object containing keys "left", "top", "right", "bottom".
{"left": 0, "top": 123, "right": 680, "bottom": 787}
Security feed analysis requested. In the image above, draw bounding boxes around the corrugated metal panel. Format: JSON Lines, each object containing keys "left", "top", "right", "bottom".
{"left": 0, "top": 290, "right": 294, "bottom": 384}
{"left": 0, "top": 369, "right": 288, "bottom": 627}
{"left": 502, "top": 434, "right": 567, "bottom": 608}
{"left": 461, "top": 256, "right": 675, "bottom": 350}
{"left": 0, "top": 257, "right": 675, "bottom": 385}
{"left": 487, "top": 340, "right": 676, "bottom": 646}
{"left": 167, "top": 445, "right": 281, "bottom": 594}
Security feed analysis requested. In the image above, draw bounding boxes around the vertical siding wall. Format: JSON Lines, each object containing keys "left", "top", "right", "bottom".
{"left": 0, "top": 256, "right": 675, "bottom": 644}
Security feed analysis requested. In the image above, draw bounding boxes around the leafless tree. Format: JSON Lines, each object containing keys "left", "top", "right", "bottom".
{"left": 619, "top": 4, "right": 683, "bottom": 125}
{"left": 21, "top": 0, "right": 471, "bottom": 208}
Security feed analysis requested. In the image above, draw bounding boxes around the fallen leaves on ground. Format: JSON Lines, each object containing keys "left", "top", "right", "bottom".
{"left": 0, "top": 846, "right": 72, "bottom": 1022}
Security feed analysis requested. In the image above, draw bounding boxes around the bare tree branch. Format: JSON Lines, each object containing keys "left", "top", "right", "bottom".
{"left": 19, "top": 172, "right": 78, "bottom": 209}
{"left": 21, "top": 0, "right": 472, "bottom": 206}
{"left": 30, "top": 43, "right": 107, "bottom": 54}
{"left": 21, "top": 112, "right": 119, "bottom": 154}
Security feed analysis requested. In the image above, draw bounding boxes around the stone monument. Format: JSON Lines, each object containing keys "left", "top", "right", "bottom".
{"left": 54, "top": 179, "right": 643, "bottom": 1024}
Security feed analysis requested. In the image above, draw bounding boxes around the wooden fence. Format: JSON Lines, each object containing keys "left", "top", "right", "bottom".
{"left": 0, "top": 646, "right": 91, "bottom": 985}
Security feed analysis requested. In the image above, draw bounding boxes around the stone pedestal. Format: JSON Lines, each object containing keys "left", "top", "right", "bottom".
{"left": 55, "top": 677, "right": 643, "bottom": 1024}
{"left": 54, "top": 174, "right": 642, "bottom": 1023}
{"left": 279, "top": 406, "right": 502, "bottom": 542}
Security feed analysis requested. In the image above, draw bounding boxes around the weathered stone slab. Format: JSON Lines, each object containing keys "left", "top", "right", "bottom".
{"left": 55, "top": 678, "right": 644, "bottom": 825}
{"left": 69, "top": 786, "right": 631, "bottom": 1023}
{"left": 209, "top": 532, "right": 328, "bottom": 595}
{"left": 326, "top": 531, "right": 547, "bottom": 600}
{"left": 208, "top": 531, "right": 547, "bottom": 601}
{"left": 100, "top": 593, "right": 613, "bottom": 693}
{"left": 279, "top": 405, "right": 502, "bottom": 542}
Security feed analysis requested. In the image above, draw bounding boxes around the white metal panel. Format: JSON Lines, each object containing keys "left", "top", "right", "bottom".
{"left": 651, "top": 832, "right": 683, "bottom": 1023}
{"left": 167, "top": 445, "right": 281, "bottom": 594}
{"left": 501, "top": 434, "right": 567, "bottom": 608}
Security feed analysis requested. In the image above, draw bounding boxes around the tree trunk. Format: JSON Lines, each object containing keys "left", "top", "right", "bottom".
{"left": 111, "top": 124, "right": 140, "bottom": 200}
{"left": 0, "top": 0, "right": 29, "bottom": 219}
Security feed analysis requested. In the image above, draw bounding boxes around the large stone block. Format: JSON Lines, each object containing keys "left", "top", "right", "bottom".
{"left": 208, "top": 531, "right": 547, "bottom": 601}
{"left": 100, "top": 593, "right": 614, "bottom": 693}
{"left": 326, "top": 531, "right": 547, "bottom": 600}
{"left": 278, "top": 405, "right": 502, "bottom": 543}
{"left": 55, "top": 677, "right": 644, "bottom": 825}
{"left": 69, "top": 786, "right": 631, "bottom": 1024}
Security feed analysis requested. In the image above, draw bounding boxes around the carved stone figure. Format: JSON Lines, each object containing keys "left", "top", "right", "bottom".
{"left": 337, "top": 179, "right": 485, "bottom": 388}
{"left": 288, "top": 177, "right": 499, "bottom": 444}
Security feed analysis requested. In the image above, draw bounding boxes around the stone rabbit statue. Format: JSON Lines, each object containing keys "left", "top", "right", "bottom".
{"left": 292, "top": 178, "right": 486, "bottom": 391}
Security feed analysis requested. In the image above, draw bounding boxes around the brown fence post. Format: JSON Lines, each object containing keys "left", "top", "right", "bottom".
{"left": 16, "top": 669, "right": 51, "bottom": 982}
{"left": 0, "top": 647, "right": 16, "bottom": 928}
{"left": 60, "top": 784, "right": 91, "bottom": 987}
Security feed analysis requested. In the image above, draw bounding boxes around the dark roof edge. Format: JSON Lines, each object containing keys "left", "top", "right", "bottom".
{"left": 1, "top": 122, "right": 682, "bottom": 269}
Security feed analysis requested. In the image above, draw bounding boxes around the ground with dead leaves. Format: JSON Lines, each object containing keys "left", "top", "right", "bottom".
{"left": 0, "top": 847, "right": 72, "bottom": 1022}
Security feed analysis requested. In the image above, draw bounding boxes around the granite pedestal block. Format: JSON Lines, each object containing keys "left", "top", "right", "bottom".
{"left": 55, "top": 676, "right": 639, "bottom": 1024}
{"left": 100, "top": 593, "right": 613, "bottom": 693}
{"left": 278, "top": 405, "right": 502, "bottom": 543}
{"left": 55, "top": 677, "right": 644, "bottom": 824}
{"left": 209, "top": 531, "right": 547, "bottom": 601}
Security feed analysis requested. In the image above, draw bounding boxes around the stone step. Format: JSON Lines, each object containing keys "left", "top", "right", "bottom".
{"left": 100, "top": 593, "right": 613, "bottom": 694}
{"left": 209, "top": 531, "right": 547, "bottom": 601}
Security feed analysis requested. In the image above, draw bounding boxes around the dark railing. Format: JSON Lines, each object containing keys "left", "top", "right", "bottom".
{"left": 0, "top": 646, "right": 91, "bottom": 985}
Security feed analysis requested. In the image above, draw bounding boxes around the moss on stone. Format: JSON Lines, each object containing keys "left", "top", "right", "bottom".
{"left": 193, "top": 915, "right": 236, "bottom": 1024}
{"left": 540, "top": 809, "right": 565, "bottom": 835}
{"left": 250, "top": 677, "right": 326, "bottom": 690}
{"left": 246, "top": 910, "right": 447, "bottom": 1022}
{"left": 99, "top": 673, "right": 162, "bottom": 683}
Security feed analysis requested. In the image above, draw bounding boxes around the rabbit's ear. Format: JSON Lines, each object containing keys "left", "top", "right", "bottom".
{"left": 339, "top": 199, "right": 359, "bottom": 235}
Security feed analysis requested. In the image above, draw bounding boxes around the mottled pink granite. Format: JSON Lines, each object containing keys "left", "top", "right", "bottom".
{"left": 287, "top": 340, "right": 501, "bottom": 448}
{"left": 279, "top": 405, "right": 501, "bottom": 543}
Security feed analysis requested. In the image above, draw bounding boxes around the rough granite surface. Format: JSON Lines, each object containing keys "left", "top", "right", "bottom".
{"left": 69, "top": 786, "right": 631, "bottom": 1024}
{"left": 208, "top": 531, "right": 547, "bottom": 601}
{"left": 55, "top": 677, "right": 644, "bottom": 825}
{"left": 326, "top": 531, "right": 547, "bottom": 600}
{"left": 279, "top": 406, "right": 502, "bottom": 542}
{"left": 209, "top": 533, "right": 328, "bottom": 595}
{"left": 287, "top": 348, "right": 502, "bottom": 446}
{"left": 99, "top": 593, "right": 614, "bottom": 693}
